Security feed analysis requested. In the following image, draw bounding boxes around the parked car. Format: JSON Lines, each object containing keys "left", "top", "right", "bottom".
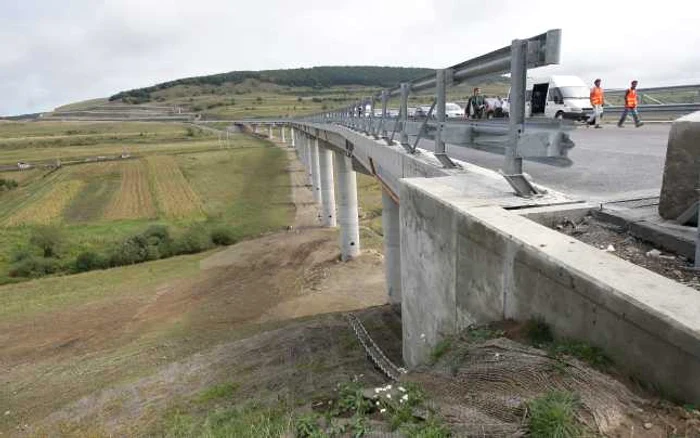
{"left": 413, "top": 105, "right": 433, "bottom": 119}
{"left": 445, "top": 102, "right": 465, "bottom": 118}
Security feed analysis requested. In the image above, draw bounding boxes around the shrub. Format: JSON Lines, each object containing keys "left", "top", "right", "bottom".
{"left": 109, "top": 234, "right": 150, "bottom": 266}
{"left": 74, "top": 251, "right": 107, "bottom": 272}
{"left": 0, "top": 178, "right": 19, "bottom": 191}
{"left": 30, "top": 225, "right": 64, "bottom": 258}
{"left": 9, "top": 256, "right": 59, "bottom": 278}
{"left": 174, "top": 226, "right": 214, "bottom": 255}
{"left": 211, "top": 227, "right": 238, "bottom": 246}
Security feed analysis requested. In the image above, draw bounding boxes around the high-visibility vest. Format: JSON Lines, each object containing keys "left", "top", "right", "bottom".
{"left": 590, "top": 87, "right": 604, "bottom": 105}
{"left": 625, "top": 89, "right": 638, "bottom": 108}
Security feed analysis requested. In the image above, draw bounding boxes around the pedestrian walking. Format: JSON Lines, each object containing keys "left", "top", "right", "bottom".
{"left": 589, "top": 78, "right": 604, "bottom": 128}
{"left": 467, "top": 87, "right": 485, "bottom": 119}
{"left": 618, "top": 80, "right": 644, "bottom": 127}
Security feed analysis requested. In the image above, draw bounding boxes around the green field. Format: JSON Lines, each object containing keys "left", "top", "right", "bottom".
{"left": 0, "top": 121, "right": 293, "bottom": 283}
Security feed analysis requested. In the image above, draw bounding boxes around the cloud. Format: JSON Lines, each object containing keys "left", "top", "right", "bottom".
{"left": 1, "top": 0, "right": 698, "bottom": 115}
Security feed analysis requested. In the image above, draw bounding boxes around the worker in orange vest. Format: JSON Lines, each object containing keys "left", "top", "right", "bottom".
{"left": 589, "top": 79, "right": 605, "bottom": 128}
{"left": 618, "top": 80, "right": 644, "bottom": 127}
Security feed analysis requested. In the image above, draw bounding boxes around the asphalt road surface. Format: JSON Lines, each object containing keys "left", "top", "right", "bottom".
{"left": 419, "top": 123, "right": 671, "bottom": 202}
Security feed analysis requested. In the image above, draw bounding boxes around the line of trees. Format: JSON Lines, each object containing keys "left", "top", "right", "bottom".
{"left": 109, "top": 66, "right": 433, "bottom": 103}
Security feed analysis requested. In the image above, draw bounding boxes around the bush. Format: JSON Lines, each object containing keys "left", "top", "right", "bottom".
{"left": 0, "top": 178, "right": 18, "bottom": 191}
{"left": 30, "top": 225, "right": 64, "bottom": 258}
{"left": 74, "top": 251, "right": 107, "bottom": 272}
{"left": 9, "top": 256, "right": 59, "bottom": 278}
{"left": 211, "top": 227, "right": 238, "bottom": 246}
{"left": 109, "top": 234, "right": 150, "bottom": 266}
{"left": 174, "top": 226, "right": 214, "bottom": 254}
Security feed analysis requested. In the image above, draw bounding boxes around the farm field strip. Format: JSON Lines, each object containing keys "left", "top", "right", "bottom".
{"left": 64, "top": 163, "right": 122, "bottom": 223}
{"left": 0, "top": 170, "right": 68, "bottom": 224}
{"left": 146, "top": 156, "right": 203, "bottom": 218}
{"left": 0, "top": 121, "right": 189, "bottom": 139}
{"left": 5, "top": 179, "right": 84, "bottom": 226}
{"left": 0, "top": 139, "right": 223, "bottom": 165}
{"left": 104, "top": 160, "right": 156, "bottom": 220}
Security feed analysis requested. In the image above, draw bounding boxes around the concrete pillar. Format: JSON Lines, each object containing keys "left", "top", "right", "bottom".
{"left": 268, "top": 126, "right": 273, "bottom": 139}
{"left": 310, "top": 139, "right": 322, "bottom": 204}
{"left": 335, "top": 151, "right": 360, "bottom": 260}
{"left": 382, "top": 190, "right": 401, "bottom": 304}
{"left": 291, "top": 128, "right": 296, "bottom": 147}
{"left": 659, "top": 112, "right": 700, "bottom": 221}
{"left": 254, "top": 124, "right": 258, "bottom": 134}
{"left": 281, "top": 126, "right": 286, "bottom": 143}
{"left": 318, "top": 146, "right": 336, "bottom": 227}
{"left": 305, "top": 136, "right": 313, "bottom": 183}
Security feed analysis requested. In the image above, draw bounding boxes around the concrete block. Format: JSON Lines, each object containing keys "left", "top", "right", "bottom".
{"left": 659, "top": 112, "right": 700, "bottom": 220}
{"left": 401, "top": 176, "right": 700, "bottom": 403}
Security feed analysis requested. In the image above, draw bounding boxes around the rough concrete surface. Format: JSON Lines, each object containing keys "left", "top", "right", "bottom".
{"left": 400, "top": 176, "right": 700, "bottom": 403}
{"left": 659, "top": 112, "right": 700, "bottom": 220}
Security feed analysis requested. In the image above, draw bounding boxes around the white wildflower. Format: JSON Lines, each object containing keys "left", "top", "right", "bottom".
{"left": 398, "top": 386, "right": 406, "bottom": 392}
{"left": 386, "top": 394, "right": 392, "bottom": 399}
{"left": 380, "top": 408, "right": 386, "bottom": 413}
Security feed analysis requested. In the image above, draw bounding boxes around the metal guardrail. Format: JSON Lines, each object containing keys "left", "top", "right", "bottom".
{"left": 237, "top": 29, "right": 569, "bottom": 197}
{"left": 604, "top": 103, "right": 700, "bottom": 113}
{"left": 604, "top": 84, "right": 700, "bottom": 95}
{"left": 299, "top": 29, "right": 566, "bottom": 197}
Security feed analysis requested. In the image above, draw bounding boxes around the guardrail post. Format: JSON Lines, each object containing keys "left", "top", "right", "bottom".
{"left": 434, "top": 69, "right": 456, "bottom": 168}
{"left": 380, "top": 90, "right": 389, "bottom": 139}
{"left": 503, "top": 39, "right": 539, "bottom": 197}
{"left": 399, "top": 83, "right": 410, "bottom": 146}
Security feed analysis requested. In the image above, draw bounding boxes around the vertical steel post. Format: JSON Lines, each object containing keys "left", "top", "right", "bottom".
{"left": 435, "top": 69, "right": 446, "bottom": 157}
{"left": 501, "top": 39, "right": 538, "bottom": 197}
{"left": 380, "top": 90, "right": 389, "bottom": 139}
{"left": 506, "top": 39, "right": 526, "bottom": 176}
{"left": 400, "top": 83, "right": 410, "bottom": 146}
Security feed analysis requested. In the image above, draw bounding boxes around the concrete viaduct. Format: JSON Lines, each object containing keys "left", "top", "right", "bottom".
{"left": 240, "top": 119, "right": 700, "bottom": 405}
{"left": 231, "top": 29, "right": 700, "bottom": 403}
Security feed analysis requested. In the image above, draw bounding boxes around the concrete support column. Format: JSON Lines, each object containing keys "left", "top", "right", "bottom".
{"left": 254, "top": 124, "right": 258, "bottom": 134}
{"left": 310, "top": 138, "right": 323, "bottom": 204}
{"left": 334, "top": 151, "right": 360, "bottom": 260}
{"left": 382, "top": 190, "right": 401, "bottom": 304}
{"left": 318, "top": 145, "right": 336, "bottom": 227}
{"left": 291, "top": 128, "right": 296, "bottom": 147}
{"left": 268, "top": 125, "right": 273, "bottom": 139}
{"left": 305, "top": 136, "right": 313, "bottom": 184}
{"left": 281, "top": 126, "right": 286, "bottom": 143}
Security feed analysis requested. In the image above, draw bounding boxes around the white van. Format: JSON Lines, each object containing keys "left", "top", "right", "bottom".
{"left": 505, "top": 75, "right": 593, "bottom": 121}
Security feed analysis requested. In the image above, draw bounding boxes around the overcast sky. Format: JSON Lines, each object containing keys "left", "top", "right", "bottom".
{"left": 2, "top": 0, "right": 699, "bottom": 116}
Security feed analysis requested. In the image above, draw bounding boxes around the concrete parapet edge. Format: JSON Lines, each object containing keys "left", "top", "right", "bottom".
{"left": 401, "top": 176, "right": 700, "bottom": 403}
